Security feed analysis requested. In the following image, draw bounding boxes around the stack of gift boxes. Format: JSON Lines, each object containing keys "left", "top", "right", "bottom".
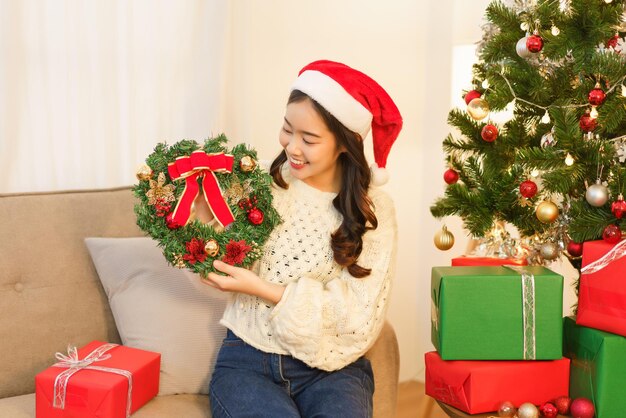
{"left": 564, "top": 240, "right": 626, "bottom": 418}
{"left": 425, "top": 248, "right": 626, "bottom": 417}
{"left": 425, "top": 261, "right": 570, "bottom": 414}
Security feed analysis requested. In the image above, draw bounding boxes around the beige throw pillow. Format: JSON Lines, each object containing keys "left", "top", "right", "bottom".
{"left": 85, "top": 237, "right": 229, "bottom": 396}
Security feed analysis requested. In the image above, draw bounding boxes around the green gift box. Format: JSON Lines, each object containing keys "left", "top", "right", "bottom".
{"left": 431, "top": 266, "right": 563, "bottom": 360}
{"left": 563, "top": 316, "right": 626, "bottom": 418}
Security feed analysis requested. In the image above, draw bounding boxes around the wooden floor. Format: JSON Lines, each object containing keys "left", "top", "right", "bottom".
{"left": 396, "top": 380, "right": 448, "bottom": 418}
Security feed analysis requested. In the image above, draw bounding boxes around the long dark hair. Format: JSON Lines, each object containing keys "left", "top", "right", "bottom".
{"left": 270, "top": 89, "right": 378, "bottom": 278}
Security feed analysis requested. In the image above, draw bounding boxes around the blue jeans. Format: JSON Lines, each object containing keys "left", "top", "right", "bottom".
{"left": 209, "top": 329, "right": 375, "bottom": 418}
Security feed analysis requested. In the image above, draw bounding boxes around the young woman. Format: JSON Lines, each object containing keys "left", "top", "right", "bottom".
{"left": 204, "top": 60, "right": 402, "bottom": 418}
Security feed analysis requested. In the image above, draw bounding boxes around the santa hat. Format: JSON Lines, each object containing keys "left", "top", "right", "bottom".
{"left": 291, "top": 60, "right": 403, "bottom": 186}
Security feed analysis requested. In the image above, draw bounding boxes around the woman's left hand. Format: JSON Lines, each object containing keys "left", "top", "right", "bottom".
{"left": 203, "top": 260, "right": 285, "bottom": 304}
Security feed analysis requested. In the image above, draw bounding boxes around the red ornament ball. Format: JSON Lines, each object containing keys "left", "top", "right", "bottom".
{"left": 602, "top": 224, "right": 622, "bottom": 244}
{"left": 520, "top": 180, "right": 538, "bottom": 198}
{"left": 607, "top": 33, "right": 620, "bottom": 49}
{"left": 567, "top": 241, "right": 584, "bottom": 258}
{"left": 611, "top": 196, "right": 626, "bottom": 219}
{"left": 588, "top": 87, "right": 606, "bottom": 106}
{"left": 481, "top": 124, "right": 499, "bottom": 142}
{"left": 444, "top": 168, "right": 459, "bottom": 185}
{"left": 553, "top": 396, "right": 572, "bottom": 415}
{"left": 247, "top": 208, "right": 264, "bottom": 225}
{"left": 539, "top": 402, "right": 559, "bottom": 418}
{"left": 464, "top": 90, "right": 481, "bottom": 105}
{"left": 579, "top": 111, "right": 597, "bottom": 132}
{"left": 526, "top": 34, "right": 544, "bottom": 53}
{"left": 570, "top": 397, "right": 595, "bottom": 418}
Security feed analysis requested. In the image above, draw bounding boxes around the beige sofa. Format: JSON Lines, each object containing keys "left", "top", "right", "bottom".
{"left": 0, "top": 186, "right": 400, "bottom": 418}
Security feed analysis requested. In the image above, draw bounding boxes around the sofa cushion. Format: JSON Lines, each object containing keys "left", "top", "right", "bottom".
{"left": 85, "top": 237, "right": 228, "bottom": 396}
{"left": 0, "top": 394, "right": 33, "bottom": 418}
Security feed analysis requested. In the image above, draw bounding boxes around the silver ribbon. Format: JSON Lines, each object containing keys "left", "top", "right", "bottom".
{"left": 431, "top": 297, "right": 439, "bottom": 331}
{"left": 505, "top": 265, "right": 536, "bottom": 360}
{"left": 580, "top": 239, "right": 626, "bottom": 274}
{"left": 52, "top": 343, "right": 133, "bottom": 418}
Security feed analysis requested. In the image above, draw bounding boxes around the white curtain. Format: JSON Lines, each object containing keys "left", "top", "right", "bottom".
{"left": 0, "top": 0, "right": 230, "bottom": 193}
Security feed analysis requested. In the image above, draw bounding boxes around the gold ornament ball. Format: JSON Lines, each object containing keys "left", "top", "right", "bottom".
{"left": 240, "top": 156, "right": 257, "bottom": 173}
{"left": 467, "top": 97, "right": 490, "bottom": 121}
{"left": 535, "top": 201, "right": 559, "bottom": 223}
{"left": 434, "top": 225, "right": 455, "bottom": 251}
{"left": 135, "top": 164, "right": 153, "bottom": 181}
{"left": 204, "top": 239, "right": 220, "bottom": 257}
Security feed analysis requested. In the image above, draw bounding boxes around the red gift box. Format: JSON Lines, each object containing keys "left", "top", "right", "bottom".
{"left": 424, "top": 351, "right": 570, "bottom": 414}
{"left": 36, "top": 341, "right": 160, "bottom": 418}
{"left": 578, "top": 240, "right": 626, "bottom": 337}
{"left": 451, "top": 256, "right": 528, "bottom": 266}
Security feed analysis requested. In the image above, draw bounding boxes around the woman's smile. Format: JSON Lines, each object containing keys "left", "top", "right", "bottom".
{"left": 288, "top": 156, "right": 307, "bottom": 169}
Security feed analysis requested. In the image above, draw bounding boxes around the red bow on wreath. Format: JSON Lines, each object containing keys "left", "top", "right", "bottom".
{"left": 167, "top": 151, "right": 235, "bottom": 228}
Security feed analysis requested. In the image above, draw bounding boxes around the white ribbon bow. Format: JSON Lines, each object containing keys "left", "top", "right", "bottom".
{"left": 52, "top": 343, "right": 133, "bottom": 418}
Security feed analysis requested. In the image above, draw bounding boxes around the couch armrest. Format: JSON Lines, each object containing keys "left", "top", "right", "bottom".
{"left": 366, "top": 321, "right": 399, "bottom": 418}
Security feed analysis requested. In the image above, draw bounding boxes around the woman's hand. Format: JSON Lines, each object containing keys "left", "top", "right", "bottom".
{"left": 202, "top": 260, "right": 285, "bottom": 305}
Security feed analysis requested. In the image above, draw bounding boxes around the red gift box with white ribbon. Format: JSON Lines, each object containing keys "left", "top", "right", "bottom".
{"left": 578, "top": 239, "right": 626, "bottom": 337}
{"left": 35, "top": 341, "right": 160, "bottom": 418}
{"left": 425, "top": 351, "right": 570, "bottom": 414}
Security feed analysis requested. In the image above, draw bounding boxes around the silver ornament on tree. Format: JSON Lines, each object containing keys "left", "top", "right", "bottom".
{"left": 540, "top": 241, "right": 559, "bottom": 261}
{"left": 516, "top": 36, "right": 534, "bottom": 58}
{"left": 540, "top": 129, "right": 556, "bottom": 148}
{"left": 585, "top": 179, "right": 609, "bottom": 207}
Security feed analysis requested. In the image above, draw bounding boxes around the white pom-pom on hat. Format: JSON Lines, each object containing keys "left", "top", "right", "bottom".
{"left": 291, "top": 60, "right": 403, "bottom": 185}
{"left": 370, "top": 163, "right": 389, "bottom": 186}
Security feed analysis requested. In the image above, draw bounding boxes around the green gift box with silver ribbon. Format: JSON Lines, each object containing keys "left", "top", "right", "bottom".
{"left": 431, "top": 265, "right": 563, "bottom": 360}
{"left": 563, "top": 316, "right": 626, "bottom": 418}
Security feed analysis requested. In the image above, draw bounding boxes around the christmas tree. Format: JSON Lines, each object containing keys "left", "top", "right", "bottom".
{"left": 431, "top": 0, "right": 626, "bottom": 267}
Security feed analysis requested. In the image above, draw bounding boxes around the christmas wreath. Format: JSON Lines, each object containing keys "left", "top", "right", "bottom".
{"left": 133, "top": 134, "right": 280, "bottom": 276}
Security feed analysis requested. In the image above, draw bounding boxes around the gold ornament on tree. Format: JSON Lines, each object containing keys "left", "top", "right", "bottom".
{"left": 467, "top": 97, "right": 490, "bottom": 120}
{"left": 204, "top": 239, "right": 220, "bottom": 257}
{"left": 434, "top": 225, "right": 455, "bottom": 251}
{"left": 136, "top": 164, "right": 153, "bottom": 181}
{"left": 239, "top": 156, "right": 257, "bottom": 173}
{"left": 146, "top": 172, "right": 176, "bottom": 206}
{"left": 535, "top": 200, "right": 559, "bottom": 223}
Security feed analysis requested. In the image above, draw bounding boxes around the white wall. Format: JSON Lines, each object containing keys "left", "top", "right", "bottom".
{"left": 222, "top": 0, "right": 496, "bottom": 382}
{"left": 222, "top": 0, "right": 425, "bottom": 382}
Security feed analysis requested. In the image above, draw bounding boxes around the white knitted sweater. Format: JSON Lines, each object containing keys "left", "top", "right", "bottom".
{"left": 220, "top": 170, "right": 397, "bottom": 371}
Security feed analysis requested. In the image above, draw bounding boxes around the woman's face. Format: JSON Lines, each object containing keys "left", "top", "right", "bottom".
{"left": 279, "top": 98, "right": 344, "bottom": 192}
